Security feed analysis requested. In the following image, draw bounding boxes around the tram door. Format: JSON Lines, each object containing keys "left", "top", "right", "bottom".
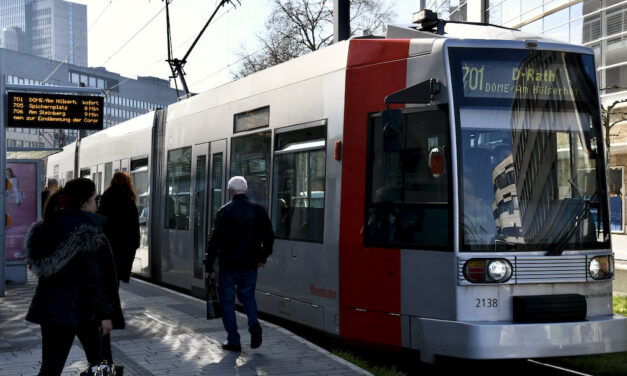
{"left": 207, "top": 140, "right": 226, "bottom": 240}
{"left": 190, "top": 140, "right": 226, "bottom": 294}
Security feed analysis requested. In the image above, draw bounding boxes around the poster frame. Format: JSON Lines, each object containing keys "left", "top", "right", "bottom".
{"left": 609, "top": 166, "right": 624, "bottom": 234}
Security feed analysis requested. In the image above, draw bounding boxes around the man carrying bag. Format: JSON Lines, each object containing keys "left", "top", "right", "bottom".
{"left": 204, "top": 176, "right": 274, "bottom": 352}
{"left": 206, "top": 275, "right": 222, "bottom": 320}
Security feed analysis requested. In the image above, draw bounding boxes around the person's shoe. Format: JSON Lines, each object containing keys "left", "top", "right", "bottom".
{"left": 250, "top": 323, "right": 262, "bottom": 349}
{"left": 221, "top": 342, "right": 242, "bottom": 352}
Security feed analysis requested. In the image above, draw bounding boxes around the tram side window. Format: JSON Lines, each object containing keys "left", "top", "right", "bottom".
{"left": 65, "top": 171, "right": 73, "bottom": 185}
{"left": 365, "top": 107, "right": 451, "bottom": 249}
{"left": 104, "top": 162, "right": 113, "bottom": 189}
{"left": 230, "top": 132, "right": 271, "bottom": 210}
{"left": 165, "top": 147, "right": 192, "bottom": 230}
{"left": 131, "top": 157, "right": 149, "bottom": 225}
{"left": 80, "top": 169, "right": 90, "bottom": 178}
{"left": 272, "top": 126, "right": 326, "bottom": 242}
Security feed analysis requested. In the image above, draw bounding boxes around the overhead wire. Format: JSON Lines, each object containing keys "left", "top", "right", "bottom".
{"left": 100, "top": 4, "right": 166, "bottom": 67}
{"left": 41, "top": 0, "right": 113, "bottom": 84}
{"left": 109, "top": 1, "right": 238, "bottom": 94}
{"left": 188, "top": 45, "right": 265, "bottom": 87}
{"left": 71, "top": 1, "right": 260, "bottom": 98}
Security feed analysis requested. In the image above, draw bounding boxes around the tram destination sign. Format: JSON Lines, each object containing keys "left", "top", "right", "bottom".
{"left": 459, "top": 60, "right": 582, "bottom": 101}
{"left": 7, "top": 92, "right": 104, "bottom": 130}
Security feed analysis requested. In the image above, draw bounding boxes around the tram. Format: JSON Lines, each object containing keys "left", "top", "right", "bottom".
{"left": 45, "top": 12, "right": 627, "bottom": 362}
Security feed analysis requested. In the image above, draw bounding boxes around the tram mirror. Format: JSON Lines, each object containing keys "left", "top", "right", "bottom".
{"left": 382, "top": 109, "right": 402, "bottom": 152}
{"left": 428, "top": 146, "right": 445, "bottom": 178}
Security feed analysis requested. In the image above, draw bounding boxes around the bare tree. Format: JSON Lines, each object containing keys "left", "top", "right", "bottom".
{"left": 234, "top": 0, "right": 396, "bottom": 78}
{"left": 603, "top": 99, "right": 627, "bottom": 161}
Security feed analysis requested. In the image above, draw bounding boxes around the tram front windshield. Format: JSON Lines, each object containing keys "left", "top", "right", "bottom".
{"left": 449, "top": 47, "right": 609, "bottom": 252}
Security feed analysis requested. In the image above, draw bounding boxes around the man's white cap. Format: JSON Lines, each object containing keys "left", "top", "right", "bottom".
{"left": 228, "top": 176, "right": 248, "bottom": 193}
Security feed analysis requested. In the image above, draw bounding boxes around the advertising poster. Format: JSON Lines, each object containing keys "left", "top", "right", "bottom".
{"left": 6, "top": 161, "right": 38, "bottom": 262}
{"left": 609, "top": 167, "right": 624, "bottom": 233}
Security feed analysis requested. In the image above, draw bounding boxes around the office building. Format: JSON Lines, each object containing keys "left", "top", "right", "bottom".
{"left": 0, "top": 0, "right": 87, "bottom": 66}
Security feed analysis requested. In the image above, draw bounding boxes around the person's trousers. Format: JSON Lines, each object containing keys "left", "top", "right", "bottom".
{"left": 38, "top": 323, "right": 110, "bottom": 376}
{"left": 217, "top": 267, "right": 259, "bottom": 346}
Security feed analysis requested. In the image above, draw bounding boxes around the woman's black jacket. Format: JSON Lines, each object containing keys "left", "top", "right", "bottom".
{"left": 97, "top": 185, "right": 140, "bottom": 283}
{"left": 23, "top": 209, "right": 125, "bottom": 329}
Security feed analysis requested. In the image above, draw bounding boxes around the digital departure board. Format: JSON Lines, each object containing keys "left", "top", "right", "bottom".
{"left": 7, "top": 92, "right": 104, "bottom": 130}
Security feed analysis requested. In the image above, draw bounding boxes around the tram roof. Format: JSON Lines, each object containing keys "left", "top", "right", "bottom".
{"left": 386, "top": 22, "right": 561, "bottom": 44}
{"left": 170, "top": 21, "right": 566, "bottom": 116}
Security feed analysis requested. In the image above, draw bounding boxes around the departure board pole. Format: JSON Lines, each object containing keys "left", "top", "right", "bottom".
{"left": 0, "top": 84, "right": 102, "bottom": 296}
{"left": 1, "top": 76, "right": 6, "bottom": 297}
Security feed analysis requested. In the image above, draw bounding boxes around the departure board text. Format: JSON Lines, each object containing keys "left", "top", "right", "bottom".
{"left": 7, "top": 92, "right": 104, "bottom": 130}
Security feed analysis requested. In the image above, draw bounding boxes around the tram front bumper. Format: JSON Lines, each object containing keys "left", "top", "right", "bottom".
{"left": 413, "top": 314, "right": 627, "bottom": 360}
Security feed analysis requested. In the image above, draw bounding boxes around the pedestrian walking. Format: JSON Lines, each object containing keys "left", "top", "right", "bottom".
{"left": 40, "top": 178, "right": 59, "bottom": 215}
{"left": 97, "top": 171, "right": 140, "bottom": 283}
{"left": 204, "top": 176, "right": 274, "bottom": 351}
{"left": 23, "top": 178, "right": 124, "bottom": 375}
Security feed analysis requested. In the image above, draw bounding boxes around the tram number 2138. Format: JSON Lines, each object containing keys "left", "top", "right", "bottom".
{"left": 476, "top": 298, "right": 498, "bottom": 308}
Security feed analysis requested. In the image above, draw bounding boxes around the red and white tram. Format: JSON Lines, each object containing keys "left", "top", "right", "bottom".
{"left": 46, "top": 12, "right": 627, "bottom": 362}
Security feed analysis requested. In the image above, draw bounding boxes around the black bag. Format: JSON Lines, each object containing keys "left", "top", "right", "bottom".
{"left": 206, "top": 277, "right": 222, "bottom": 320}
{"left": 80, "top": 330, "right": 124, "bottom": 376}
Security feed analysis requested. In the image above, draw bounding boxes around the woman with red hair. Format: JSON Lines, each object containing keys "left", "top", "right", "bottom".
{"left": 97, "top": 171, "right": 140, "bottom": 283}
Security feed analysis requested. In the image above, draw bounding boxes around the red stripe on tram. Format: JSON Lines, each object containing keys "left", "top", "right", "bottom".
{"left": 339, "top": 39, "right": 410, "bottom": 348}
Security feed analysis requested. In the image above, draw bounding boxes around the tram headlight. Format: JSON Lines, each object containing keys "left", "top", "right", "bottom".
{"left": 487, "top": 259, "right": 512, "bottom": 282}
{"left": 589, "top": 255, "right": 614, "bottom": 280}
{"left": 463, "top": 259, "right": 512, "bottom": 283}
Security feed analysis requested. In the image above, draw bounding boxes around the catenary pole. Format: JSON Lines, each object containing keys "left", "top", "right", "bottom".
{"left": 334, "top": 0, "right": 350, "bottom": 43}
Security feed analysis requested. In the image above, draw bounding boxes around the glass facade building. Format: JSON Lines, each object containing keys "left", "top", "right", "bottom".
{"left": 0, "top": 0, "right": 87, "bottom": 66}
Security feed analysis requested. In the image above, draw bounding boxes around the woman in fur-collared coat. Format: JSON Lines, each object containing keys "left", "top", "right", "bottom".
{"left": 24, "top": 178, "right": 124, "bottom": 376}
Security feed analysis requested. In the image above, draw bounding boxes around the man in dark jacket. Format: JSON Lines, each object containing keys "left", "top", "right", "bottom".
{"left": 204, "top": 176, "right": 274, "bottom": 352}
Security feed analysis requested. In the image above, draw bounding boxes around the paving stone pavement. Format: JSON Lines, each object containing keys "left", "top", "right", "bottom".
{"left": 0, "top": 275, "right": 372, "bottom": 376}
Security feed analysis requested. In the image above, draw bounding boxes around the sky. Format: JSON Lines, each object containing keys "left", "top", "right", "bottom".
{"left": 71, "top": 0, "right": 421, "bottom": 94}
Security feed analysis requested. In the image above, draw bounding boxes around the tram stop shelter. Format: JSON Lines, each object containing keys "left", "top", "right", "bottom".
{"left": 0, "top": 79, "right": 103, "bottom": 297}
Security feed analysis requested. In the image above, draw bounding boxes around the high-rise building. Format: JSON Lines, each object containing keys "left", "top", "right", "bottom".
{"left": 0, "top": 0, "right": 87, "bottom": 66}
{"left": 421, "top": 0, "right": 627, "bottom": 231}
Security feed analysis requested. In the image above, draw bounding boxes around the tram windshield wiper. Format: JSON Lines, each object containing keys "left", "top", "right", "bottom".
{"left": 547, "top": 180, "right": 596, "bottom": 256}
